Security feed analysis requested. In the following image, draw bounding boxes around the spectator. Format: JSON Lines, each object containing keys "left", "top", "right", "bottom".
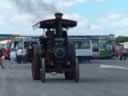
{"left": 0, "top": 50, "right": 4, "bottom": 69}
{"left": 117, "top": 49, "right": 123, "bottom": 60}
{"left": 16, "top": 48, "right": 22, "bottom": 64}
{"left": 22, "top": 48, "right": 27, "bottom": 63}
{"left": 123, "top": 48, "right": 127, "bottom": 60}
{"left": 27, "top": 45, "right": 33, "bottom": 62}
{"left": 10, "top": 49, "right": 17, "bottom": 64}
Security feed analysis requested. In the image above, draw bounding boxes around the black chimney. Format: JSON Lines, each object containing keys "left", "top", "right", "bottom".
{"left": 55, "top": 13, "right": 63, "bottom": 19}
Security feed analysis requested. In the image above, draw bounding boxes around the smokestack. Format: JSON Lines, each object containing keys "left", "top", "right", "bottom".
{"left": 54, "top": 13, "right": 63, "bottom": 37}
{"left": 55, "top": 13, "right": 63, "bottom": 19}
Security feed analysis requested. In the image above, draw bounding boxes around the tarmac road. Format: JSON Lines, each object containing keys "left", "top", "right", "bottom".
{"left": 0, "top": 60, "right": 128, "bottom": 96}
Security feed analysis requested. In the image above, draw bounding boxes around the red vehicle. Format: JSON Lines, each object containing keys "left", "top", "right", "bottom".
{"left": 0, "top": 40, "right": 13, "bottom": 59}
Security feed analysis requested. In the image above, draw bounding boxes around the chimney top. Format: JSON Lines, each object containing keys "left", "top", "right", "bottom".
{"left": 55, "top": 13, "right": 63, "bottom": 19}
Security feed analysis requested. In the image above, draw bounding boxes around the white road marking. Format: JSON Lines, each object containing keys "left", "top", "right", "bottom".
{"left": 100, "top": 65, "right": 128, "bottom": 70}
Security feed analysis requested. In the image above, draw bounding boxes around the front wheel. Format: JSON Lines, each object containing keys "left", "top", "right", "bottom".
{"left": 32, "top": 46, "right": 41, "bottom": 80}
{"left": 41, "top": 58, "right": 46, "bottom": 83}
{"left": 65, "top": 71, "right": 73, "bottom": 80}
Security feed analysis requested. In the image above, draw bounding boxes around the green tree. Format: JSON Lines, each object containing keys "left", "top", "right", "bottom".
{"left": 115, "top": 36, "right": 128, "bottom": 43}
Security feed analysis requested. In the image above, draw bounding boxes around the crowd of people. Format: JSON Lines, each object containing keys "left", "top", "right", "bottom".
{"left": 0, "top": 46, "right": 32, "bottom": 69}
{"left": 9, "top": 46, "right": 33, "bottom": 64}
{"left": 10, "top": 48, "right": 25, "bottom": 64}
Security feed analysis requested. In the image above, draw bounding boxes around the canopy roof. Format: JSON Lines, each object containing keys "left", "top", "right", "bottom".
{"left": 33, "top": 19, "right": 77, "bottom": 29}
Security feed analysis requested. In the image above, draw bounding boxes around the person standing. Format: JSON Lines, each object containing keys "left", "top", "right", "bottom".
{"left": 16, "top": 48, "right": 22, "bottom": 64}
{"left": 0, "top": 50, "right": 4, "bottom": 69}
{"left": 27, "top": 45, "right": 33, "bottom": 62}
{"left": 22, "top": 48, "right": 27, "bottom": 63}
{"left": 122, "top": 48, "right": 127, "bottom": 60}
{"left": 117, "top": 49, "right": 123, "bottom": 60}
{"left": 10, "top": 49, "right": 17, "bottom": 64}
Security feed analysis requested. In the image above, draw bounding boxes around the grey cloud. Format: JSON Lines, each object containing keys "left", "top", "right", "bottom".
{"left": 11, "top": 0, "right": 57, "bottom": 16}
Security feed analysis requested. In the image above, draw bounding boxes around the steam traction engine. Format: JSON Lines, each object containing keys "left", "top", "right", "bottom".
{"left": 32, "top": 13, "right": 79, "bottom": 82}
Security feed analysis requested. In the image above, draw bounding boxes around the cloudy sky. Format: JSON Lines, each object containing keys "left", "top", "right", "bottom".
{"left": 0, "top": 0, "right": 128, "bottom": 36}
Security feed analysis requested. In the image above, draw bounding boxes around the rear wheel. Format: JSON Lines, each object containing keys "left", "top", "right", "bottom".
{"left": 32, "top": 46, "right": 41, "bottom": 80}
{"left": 73, "top": 58, "right": 79, "bottom": 82}
{"left": 65, "top": 42, "right": 76, "bottom": 80}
